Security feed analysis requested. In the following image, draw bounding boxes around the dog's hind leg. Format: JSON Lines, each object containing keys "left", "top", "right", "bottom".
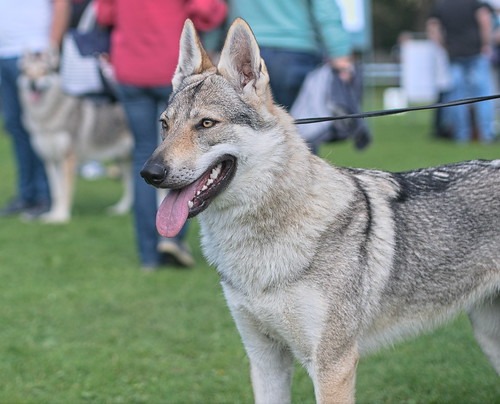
{"left": 63, "top": 151, "right": 77, "bottom": 218}
{"left": 107, "top": 158, "right": 132, "bottom": 215}
{"left": 468, "top": 294, "right": 500, "bottom": 375}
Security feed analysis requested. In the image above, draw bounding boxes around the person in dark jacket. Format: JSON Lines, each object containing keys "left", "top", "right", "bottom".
{"left": 427, "top": 0, "right": 496, "bottom": 143}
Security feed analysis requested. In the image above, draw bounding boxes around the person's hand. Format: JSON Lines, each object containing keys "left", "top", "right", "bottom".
{"left": 330, "top": 56, "right": 354, "bottom": 82}
{"left": 481, "top": 43, "right": 493, "bottom": 58}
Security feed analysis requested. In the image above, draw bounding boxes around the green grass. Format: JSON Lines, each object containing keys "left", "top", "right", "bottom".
{"left": 1, "top": 93, "right": 499, "bottom": 403}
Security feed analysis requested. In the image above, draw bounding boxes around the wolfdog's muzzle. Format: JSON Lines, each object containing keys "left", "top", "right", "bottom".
{"left": 141, "top": 156, "right": 236, "bottom": 238}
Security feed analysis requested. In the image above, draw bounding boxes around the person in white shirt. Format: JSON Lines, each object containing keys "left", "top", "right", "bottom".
{"left": 0, "top": 0, "right": 69, "bottom": 216}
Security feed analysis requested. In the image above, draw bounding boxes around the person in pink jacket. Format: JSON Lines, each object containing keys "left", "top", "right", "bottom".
{"left": 96, "top": 0, "right": 227, "bottom": 271}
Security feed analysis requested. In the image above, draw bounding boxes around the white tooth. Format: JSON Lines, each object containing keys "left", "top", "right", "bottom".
{"left": 196, "top": 190, "right": 201, "bottom": 196}
{"left": 211, "top": 164, "right": 222, "bottom": 179}
{"left": 206, "top": 178, "right": 214, "bottom": 186}
{"left": 201, "top": 185, "right": 208, "bottom": 191}
{"left": 188, "top": 201, "right": 194, "bottom": 209}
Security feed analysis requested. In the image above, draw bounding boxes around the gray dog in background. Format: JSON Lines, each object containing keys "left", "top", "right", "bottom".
{"left": 19, "top": 51, "right": 133, "bottom": 223}
{"left": 141, "top": 18, "right": 500, "bottom": 404}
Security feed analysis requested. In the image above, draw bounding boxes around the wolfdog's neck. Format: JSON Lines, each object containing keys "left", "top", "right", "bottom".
{"left": 198, "top": 129, "right": 353, "bottom": 292}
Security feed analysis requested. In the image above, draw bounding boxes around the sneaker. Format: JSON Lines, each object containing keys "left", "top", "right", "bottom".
{"left": 158, "top": 239, "right": 195, "bottom": 268}
{"left": 141, "top": 265, "right": 158, "bottom": 273}
{"left": 0, "top": 198, "right": 34, "bottom": 217}
{"left": 21, "top": 202, "right": 51, "bottom": 221}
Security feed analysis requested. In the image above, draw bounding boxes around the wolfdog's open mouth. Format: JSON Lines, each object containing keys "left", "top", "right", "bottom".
{"left": 28, "top": 86, "right": 45, "bottom": 102}
{"left": 156, "top": 155, "right": 236, "bottom": 238}
{"left": 187, "top": 156, "right": 236, "bottom": 217}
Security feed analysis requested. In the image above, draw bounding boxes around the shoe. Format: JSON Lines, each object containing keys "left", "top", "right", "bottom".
{"left": 21, "top": 202, "right": 51, "bottom": 221}
{"left": 158, "top": 239, "right": 195, "bottom": 268}
{"left": 141, "top": 265, "right": 158, "bottom": 273}
{"left": 0, "top": 198, "right": 34, "bottom": 216}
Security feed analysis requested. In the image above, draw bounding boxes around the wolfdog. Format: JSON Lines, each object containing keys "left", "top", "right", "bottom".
{"left": 18, "top": 51, "right": 133, "bottom": 223}
{"left": 140, "top": 19, "right": 500, "bottom": 403}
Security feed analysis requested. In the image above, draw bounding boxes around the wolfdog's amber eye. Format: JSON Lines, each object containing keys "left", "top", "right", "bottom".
{"left": 200, "top": 119, "right": 215, "bottom": 129}
{"left": 160, "top": 119, "right": 168, "bottom": 132}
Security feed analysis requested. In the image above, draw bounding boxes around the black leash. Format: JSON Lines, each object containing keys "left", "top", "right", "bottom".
{"left": 294, "top": 94, "right": 500, "bottom": 125}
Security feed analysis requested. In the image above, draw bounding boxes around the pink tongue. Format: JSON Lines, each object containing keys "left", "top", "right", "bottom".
{"left": 30, "top": 92, "right": 41, "bottom": 103}
{"left": 156, "top": 181, "right": 200, "bottom": 238}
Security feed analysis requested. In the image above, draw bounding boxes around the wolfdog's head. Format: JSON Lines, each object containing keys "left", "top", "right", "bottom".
{"left": 18, "top": 49, "right": 60, "bottom": 101}
{"left": 141, "top": 18, "right": 296, "bottom": 238}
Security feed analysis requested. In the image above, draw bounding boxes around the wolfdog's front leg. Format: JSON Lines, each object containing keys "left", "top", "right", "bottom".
{"left": 249, "top": 341, "right": 294, "bottom": 404}
{"left": 42, "top": 159, "right": 71, "bottom": 223}
{"left": 247, "top": 337, "right": 294, "bottom": 403}
{"left": 232, "top": 313, "right": 294, "bottom": 403}
{"left": 312, "top": 344, "right": 359, "bottom": 404}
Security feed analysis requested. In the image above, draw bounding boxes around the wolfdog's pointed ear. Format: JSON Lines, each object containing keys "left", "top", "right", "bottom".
{"left": 217, "top": 18, "right": 267, "bottom": 94}
{"left": 172, "top": 19, "right": 215, "bottom": 91}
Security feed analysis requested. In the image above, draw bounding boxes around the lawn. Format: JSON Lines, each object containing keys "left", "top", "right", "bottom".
{"left": 0, "top": 92, "right": 499, "bottom": 403}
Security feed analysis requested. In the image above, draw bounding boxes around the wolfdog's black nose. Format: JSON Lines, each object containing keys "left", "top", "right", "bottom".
{"left": 140, "top": 162, "right": 167, "bottom": 187}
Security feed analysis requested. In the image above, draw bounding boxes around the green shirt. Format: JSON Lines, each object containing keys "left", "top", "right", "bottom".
{"left": 227, "top": 0, "right": 352, "bottom": 58}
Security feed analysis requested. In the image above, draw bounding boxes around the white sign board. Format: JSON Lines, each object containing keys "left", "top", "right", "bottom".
{"left": 401, "top": 39, "right": 444, "bottom": 103}
{"left": 337, "top": 0, "right": 365, "bottom": 32}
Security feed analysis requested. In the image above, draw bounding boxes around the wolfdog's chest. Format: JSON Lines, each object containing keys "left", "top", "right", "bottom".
{"left": 223, "top": 281, "right": 329, "bottom": 362}
{"left": 200, "top": 215, "right": 322, "bottom": 291}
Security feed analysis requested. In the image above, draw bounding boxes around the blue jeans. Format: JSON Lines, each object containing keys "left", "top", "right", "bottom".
{"left": 443, "top": 55, "right": 495, "bottom": 143}
{"left": 259, "top": 48, "right": 321, "bottom": 110}
{"left": 116, "top": 84, "right": 188, "bottom": 266}
{"left": 0, "top": 56, "right": 50, "bottom": 205}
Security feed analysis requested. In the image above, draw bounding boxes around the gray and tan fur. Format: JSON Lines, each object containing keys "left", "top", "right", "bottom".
{"left": 140, "top": 19, "right": 500, "bottom": 403}
{"left": 18, "top": 51, "right": 133, "bottom": 223}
